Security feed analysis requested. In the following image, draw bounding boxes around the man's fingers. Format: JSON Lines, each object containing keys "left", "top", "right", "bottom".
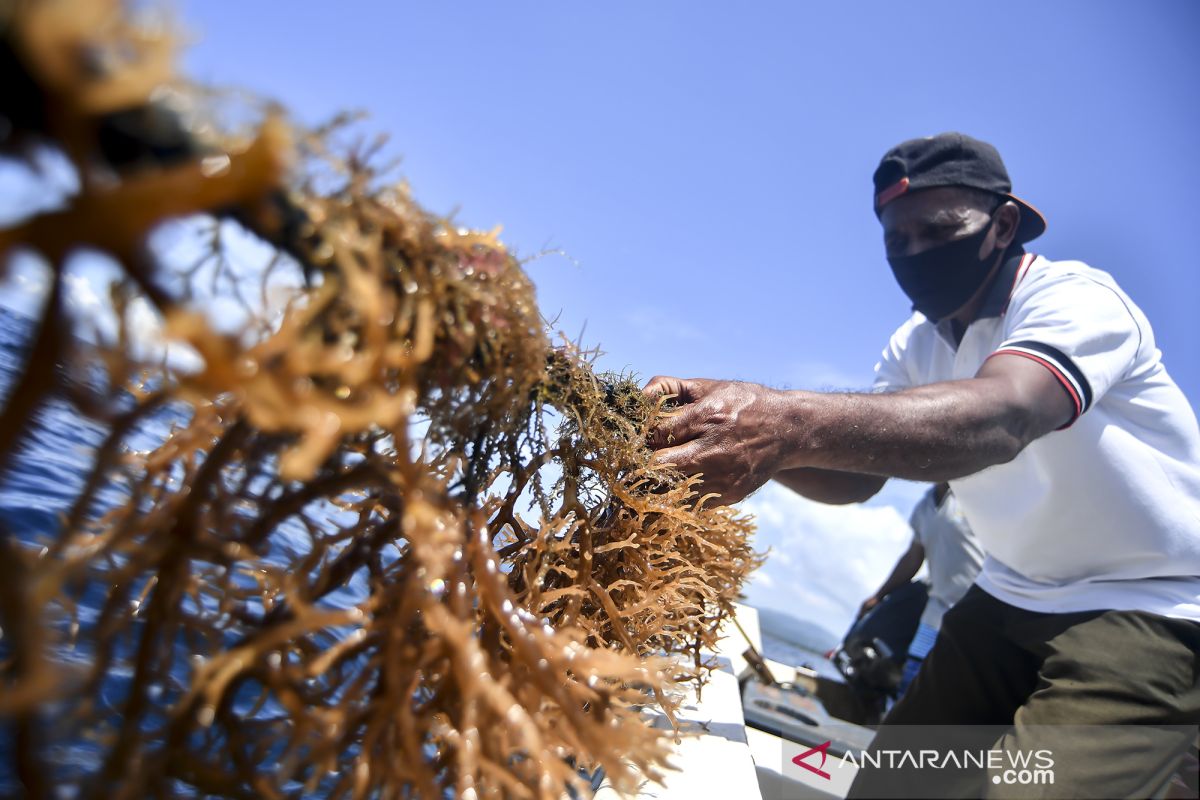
{"left": 644, "top": 377, "right": 715, "bottom": 449}
{"left": 642, "top": 375, "right": 710, "bottom": 404}
{"left": 652, "top": 443, "right": 745, "bottom": 506}
{"left": 646, "top": 401, "right": 701, "bottom": 449}
{"left": 644, "top": 376, "right": 688, "bottom": 449}
{"left": 649, "top": 440, "right": 704, "bottom": 476}
{"left": 642, "top": 375, "right": 687, "bottom": 400}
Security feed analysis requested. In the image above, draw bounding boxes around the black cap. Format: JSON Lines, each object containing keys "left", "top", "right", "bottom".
{"left": 873, "top": 132, "right": 1046, "bottom": 244}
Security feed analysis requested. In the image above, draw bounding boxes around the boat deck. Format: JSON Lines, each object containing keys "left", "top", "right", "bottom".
{"left": 589, "top": 603, "right": 867, "bottom": 800}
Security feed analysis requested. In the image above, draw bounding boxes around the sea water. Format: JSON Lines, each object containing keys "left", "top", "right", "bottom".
{"left": 0, "top": 306, "right": 363, "bottom": 795}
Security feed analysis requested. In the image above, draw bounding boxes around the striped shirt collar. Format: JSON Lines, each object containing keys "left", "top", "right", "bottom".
{"left": 978, "top": 247, "right": 1031, "bottom": 319}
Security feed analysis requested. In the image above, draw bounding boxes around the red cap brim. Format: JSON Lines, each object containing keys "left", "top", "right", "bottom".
{"left": 1009, "top": 193, "right": 1047, "bottom": 244}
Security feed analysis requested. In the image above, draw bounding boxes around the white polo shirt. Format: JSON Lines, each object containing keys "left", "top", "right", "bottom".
{"left": 873, "top": 252, "right": 1200, "bottom": 620}
{"left": 909, "top": 488, "right": 984, "bottom": 630}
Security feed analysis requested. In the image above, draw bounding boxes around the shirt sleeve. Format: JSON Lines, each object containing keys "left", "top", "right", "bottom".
{"left": 908, "top": 499, "right": 926, "bottom": 547}
{"left": 872, "top": 318, "right": 917, "bottom": 392}
{"left": 990, "top": 267, "right": 1142, "bottom": 425}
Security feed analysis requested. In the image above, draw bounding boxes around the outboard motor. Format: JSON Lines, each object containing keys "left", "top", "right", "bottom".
{"left": 831, "top": 580, "right": 928, "bottom": 722}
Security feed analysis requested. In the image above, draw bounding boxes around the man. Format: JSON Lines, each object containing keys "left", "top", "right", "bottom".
{"left": 644, "top": 132, "right": 1200, "bottom": 797}
{"left": 857, "top": 482, "right": 984, "bottom": 697}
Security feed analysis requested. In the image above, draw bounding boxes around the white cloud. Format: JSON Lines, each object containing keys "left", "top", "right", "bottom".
{"left": 621, "top": 305, "right": 706, "bottom": 344}
{"left": 0, "top": 148, "right": 77, "bottom": 228}
{"left": 775, "top": 359, "right": 874, "bottom": 392}
{"left": 64, "top": 272, "right": 104, "bottom": 314}
{"left": 125, "top": 294, "right": 204, "bottom": 372}
{"left": 739, "top": 481, "right": 917, "bottom": 639}
{"left": 59, "top": 261, "right": 204, "bottom": 373}
{"left": 0, "top": 250, "right": 52, "bottom": 315}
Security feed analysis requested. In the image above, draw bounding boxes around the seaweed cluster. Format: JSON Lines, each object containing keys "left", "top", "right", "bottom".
{"left": 0, "top": 2, "right": 760, "bottom": 797}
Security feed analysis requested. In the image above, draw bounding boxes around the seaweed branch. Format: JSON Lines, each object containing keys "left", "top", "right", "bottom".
{"left": 0, "top": 2, "right": 762, "bottom": 797}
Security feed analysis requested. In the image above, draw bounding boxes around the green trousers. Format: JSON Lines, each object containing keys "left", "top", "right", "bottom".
{"left": 847, "top": 585, "right": 1200, "bottom": 799}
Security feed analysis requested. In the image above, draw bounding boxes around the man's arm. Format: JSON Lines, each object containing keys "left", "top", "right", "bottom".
{"left": 857, "top": 538, "right": 925, "bottom": 619}
{"left": 775, "top": 353, "right": 1072, "bottom": 479}
{"left": 773, "top": 467, "right": 887, "bottom": 505}
{"left": 644, "top": 353, "right": 1074, "bottom": 505}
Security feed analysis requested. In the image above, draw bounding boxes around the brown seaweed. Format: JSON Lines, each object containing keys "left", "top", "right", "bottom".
{"left": 0, "top": 2, "right": 761, "bottom": 797}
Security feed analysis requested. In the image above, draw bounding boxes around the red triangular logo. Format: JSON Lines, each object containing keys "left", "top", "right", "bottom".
{"left": 792, "top": 740, "right": 832, "bottom": 780}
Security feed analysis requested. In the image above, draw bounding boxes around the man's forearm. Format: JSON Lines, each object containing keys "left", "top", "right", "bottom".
{"left": 874, "top": 543, "right": 924, "bottom": 599}
{"left": 772, "top": 467, "right": 886, "bottom": 504}
{"left": 772, "top": 378, "right": 1041, "bottom": 481}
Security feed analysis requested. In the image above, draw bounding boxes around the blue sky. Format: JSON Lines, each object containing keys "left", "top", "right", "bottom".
{"left": 3, "top": 1, "right": 1198, "bottom": 636}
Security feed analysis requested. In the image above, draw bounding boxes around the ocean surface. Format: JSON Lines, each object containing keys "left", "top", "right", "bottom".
{"left": 0, "top": 305, "right": 844, "bottom": 793}
{"left": 0, "top": 306, "right": 325, "bottom": 795}
{"left": 757, "top": 606, "right": 844, "bottom": 682}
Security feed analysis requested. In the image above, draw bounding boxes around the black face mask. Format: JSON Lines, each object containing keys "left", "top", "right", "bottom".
{"left": 887, "top": 218, "right": 1002, "bottom": 322}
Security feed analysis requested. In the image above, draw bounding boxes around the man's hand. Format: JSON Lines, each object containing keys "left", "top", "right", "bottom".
{"left": 642, "top": 376, "right": 788, "bottom": 506}
{"left": 856, "top": 594, "right": 881, "bottom": 620}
